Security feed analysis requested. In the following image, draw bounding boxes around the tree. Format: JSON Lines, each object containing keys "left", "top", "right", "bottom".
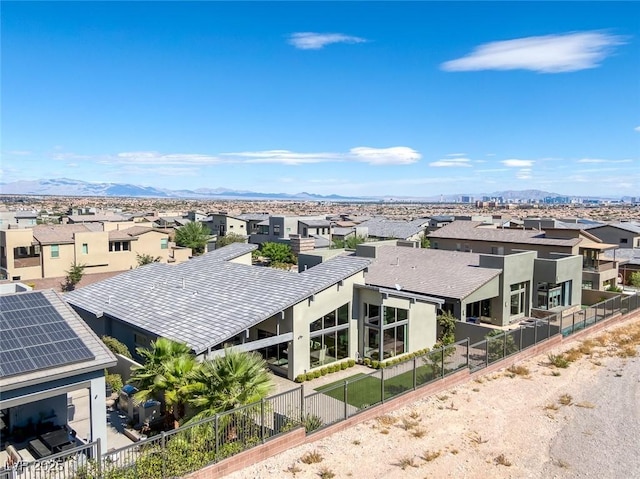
{"left": 420, "top": 235, "right": 430, "bottom": 249}
{"left": 331, "top": 235, "right": 366, "bottom": 249}
{"left": 136, "top": 253, "right": 161, "bottom": 266}
{"left": 260, "top": 242, "right": 295, "bottom": 265}
{"left": 130, "top": 338, "right": 194, "bottom": 407}
{"left": 62, "top": 262, "right": 85, "bottom": 291}
{"left": 630, "top": 271, "right": 640, "bottom": 288}
{"left": 187, "top": 349, "right": 273, "bottom": 422}
{"left": 436, "top": 311, "right": 456, "bottom": 346}
{"left": 216, "top": 232, "right": 246, "bottom": 248}
{"left": 154, "top": 355, "right": 199, "bottom": 428}
{"left": 174, "top": 221, "right": 211, "bottom": 256}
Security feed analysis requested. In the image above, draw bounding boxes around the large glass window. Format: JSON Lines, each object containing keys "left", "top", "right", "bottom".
{"left": 309, "top": 302, "right": 350, "bottom": 367}
{"left": 510, "top": 281, "right": 528, "bottom": 317}
{"left": 364, "top": 303, "right": 409, "bottom": 360}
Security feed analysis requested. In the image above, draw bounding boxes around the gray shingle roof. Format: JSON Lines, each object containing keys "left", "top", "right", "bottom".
{"left": 358, "top": 218, "right": 429, "bottom": 240}
{"left": 365, "top": 246, "right": 501, "bottom": 300}
{"left": 300, "top": 219, "right": 331, "bottom": 228}
{"left": 602, "top": 248, "right": 640, "bottom": 265}
{"left": 65, "top": 244, "right": 370, "bottom": 354}
{"left": 428, "top": 221, "right": 581, "bottom": 247}
{"left": 589, "top": 222, "right": 640, "bottom": 235}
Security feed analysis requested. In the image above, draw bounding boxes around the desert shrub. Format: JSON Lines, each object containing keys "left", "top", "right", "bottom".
{"left": 320, "top": 367, "right": 328, "bottom": 376}
{"left": 341, "top": 362, "right": 348, "bottom": 370}
{"left": 295, "top": 374, "right": 306, "bottom": 383}
{"left": 371, "top": 360, "right": 380, "bottom": 369}
{"left": 305, "top": 373, "right": 314, "bottom": 381}
{"left": 548, "top": 353, "right": 570, "bottom": 368}
{"left": 348, "top": 359, "right": 356, "bottom": 367}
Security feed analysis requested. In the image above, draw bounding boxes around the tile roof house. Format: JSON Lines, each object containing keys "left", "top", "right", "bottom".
{"left": 0, "top": 289, "right": 116, "bottom": 455}
{"left": 66, "top": 243, "right": 384, "bottom": 380}
{"left": 428, "top": 221, "right": 619, "bottom": 291}
{"left": 356, "top": 217, "right": 429, "bottom": 241}
{"left": 359, "top": 244, "right": 582, "bottom": 327}
{"left": 0, "top": 223, "right": 191, "bottom": 282}
{"left": 585, "top": 222, "right": 640, "bottom": 249}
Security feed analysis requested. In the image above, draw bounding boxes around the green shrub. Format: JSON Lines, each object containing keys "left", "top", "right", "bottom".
{"left": 340, "top": 362, "right": 348, "bottom": 370}
{"left": 105, "top": 372, "right": 123, "bottom": 393}
{"left": 295, "top": 374, "right": 306, "bottom": 383}
{"left": 306, "top": 373, "right": 314, "bottom": 381}
{"left": 363, "top": 358, "right": 371, "bottom": 366}
{"left": 313, "top": 370, "right": 321, "bottom": 379}
{"left": 302, "top": 414, "right": 323, "bottom": 433}
{"left": 372, "top": 360, "right": 380, "bottom": 369}
{"left": 102, "top": 336, "right": 132, "bottom": 358}
{"left": 320, "top": 367, "right": 329, "bottom": 376}
{"left": 348, "top": 359, "right": 356, "bottom": 367}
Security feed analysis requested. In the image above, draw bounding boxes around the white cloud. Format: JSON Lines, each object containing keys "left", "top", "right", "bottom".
{"left": 288, "top": 32, "right": 367, "bottom": 50}
{"left": 429, "top": 158, "right": 472, "bottom": 168}
{"left": 115, "top": 151, "right": 222, "bottom": 165}
{"left": 7, "top": 150, "right": 32, "bottom": 156}
{"left": 578, "top": 158, "right": 633, "bottom": 164}
{"left": 446, "top": 153, "right": 467, "bottom": 157}
{"left": 502, "top": 159, "right": 534, "bottom": 167}
{"left": 516, "top": 168, "right": 533, "bottom": 180}
{"left": 441, "top": 31, "right": 625, "bottom": 73}
{"left": 230, "top": 150, "right": 339, "bottom": 165}
{"left": 349, "top": 146, "right": 421, "bottom": 165}
{"left": 635, "top": 126, "right": 640, "bottom": 132}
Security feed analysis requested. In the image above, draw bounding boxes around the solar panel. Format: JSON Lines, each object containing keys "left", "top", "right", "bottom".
{"left": 0, "top": 292, "right": 95, "bottom": 378}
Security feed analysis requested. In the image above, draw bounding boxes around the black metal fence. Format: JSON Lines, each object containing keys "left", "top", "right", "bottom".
{"left": 2, "top": 293, "right": 638, "bottom": 478}
{"left": 304, "top": 339, "right": 471, "bottom": 431}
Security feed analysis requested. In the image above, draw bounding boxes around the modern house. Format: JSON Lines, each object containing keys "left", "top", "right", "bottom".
{"left": 586, "top": 222, "right": 640, "bottom": 249}
{"left": 428, "top": 221, "right": 618, "bottom": 291}
{"left": 65, "top": 242, "right": 447, "bottom": 380}
{"left": 249, "top": 215, "right": 333, "bottom": 247}
{"left": 355, "top": 243, "right": 582, "bottom": 327}
{"left": 0, "top": 288, "right": 116, "bottom": 455}
{"left": 0, "top": 211, "right": 39, "bottom": 230}
{"left": 207, "top": 213, "right": 270, "bottom": 238}
{"left": 355, "top": 217, "right": 429, "bottom": 242}
{"left": 0, "top": 223, "right": 191, "bottom": 281}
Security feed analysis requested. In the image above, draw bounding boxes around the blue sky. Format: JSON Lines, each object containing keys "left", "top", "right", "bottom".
{"left": 2, "top": 1, "right": 639, "bottom": 198}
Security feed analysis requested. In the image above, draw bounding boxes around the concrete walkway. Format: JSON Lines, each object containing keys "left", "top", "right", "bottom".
{"left": 268, "top": 365, "right": 372, "bottom": 397}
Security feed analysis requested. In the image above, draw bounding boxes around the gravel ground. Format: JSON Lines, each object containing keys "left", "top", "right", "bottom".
{"left": 225, "top": 321, "right": 640, "bottom": 479}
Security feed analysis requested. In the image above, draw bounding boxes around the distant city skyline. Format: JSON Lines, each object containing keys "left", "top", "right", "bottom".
{"left": 2, "top": 1, "right": 639, "bottom": 197}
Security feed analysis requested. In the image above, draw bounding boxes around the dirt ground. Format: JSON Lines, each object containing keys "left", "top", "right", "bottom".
{"left": 226, "top": 318, "right": 640, "bottom": 479}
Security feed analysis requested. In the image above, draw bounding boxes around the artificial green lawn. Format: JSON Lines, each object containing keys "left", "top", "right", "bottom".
{"left": 314, "top": 363, "right": 439, "bottom": 409}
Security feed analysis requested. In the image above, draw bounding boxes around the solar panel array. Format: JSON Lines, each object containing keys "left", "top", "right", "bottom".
{"left": 0, "top": 292, "right": 95, "bottom": 378}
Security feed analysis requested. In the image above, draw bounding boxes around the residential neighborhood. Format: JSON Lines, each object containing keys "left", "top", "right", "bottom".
{"left": 1, "top": 196, "right": 640, "bottom": 478}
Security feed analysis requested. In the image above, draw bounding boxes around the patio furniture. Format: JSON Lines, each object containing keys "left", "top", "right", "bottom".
{"left": 28, "top": 438, "right": 52, "bottom": 459}
{"left": 40, "top": 428, "right": 73, "bottom": 453}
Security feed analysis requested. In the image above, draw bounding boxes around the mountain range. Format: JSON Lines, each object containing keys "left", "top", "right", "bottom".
{"left": 0, "top": 178, "right": 609, "bottom": 202}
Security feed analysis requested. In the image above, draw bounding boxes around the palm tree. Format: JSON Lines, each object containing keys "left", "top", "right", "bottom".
{"left": 129, "top": 338, "right": 193, "bottom": 403}
{"left": 154, "top": 355, "right": 199, "bottom": 428}
{"left": 174, "top": 221, "right": 211, "bottom": 256}
{"left": 187, "top": 349, "right": 273, "bottom": 422}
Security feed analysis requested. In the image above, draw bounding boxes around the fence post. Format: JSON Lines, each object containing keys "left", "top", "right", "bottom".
{"left": 261, "top": 398, "right": 266, "bottom": 444}
{"left": 381, "top": 367, "right": 385, "bottom": 403}
{"left": 214, "top": 414, "right": 219, "bottom": 460}
{"left": 485, "top": 340, "right": 489, "bottom": 368}
{"left": 441, "top": 347, "right": 445, "bottom": 378}
{"left": 344, "top": 381, "right": 349, "bottom": 419}
{"left": 413, "top": 356, "right": 417, "bottom": 389}
{"left": 519, "top": 327, "right": 523, "bottom": 351}
{"left": 96, "top": 438, "right": 102, "bottom": 477}
{"left": 534, "top": 321, "right": 538, "bottom": 344}
{"left": 161, "top": 431, "right": 166, "bottom": 478}
{"left": 466, "top": 338, "right": 470, "bottom": 368}
{"left": 502, "top": 332, "right": 507, "bottom": 359}
{"left": 300, "top": 384, "right": 304, "bottom": 422}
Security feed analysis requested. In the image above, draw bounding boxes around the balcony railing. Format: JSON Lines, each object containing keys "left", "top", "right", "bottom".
{"left": 583, "top": 260, "right": 615, "bottom": 273}
{"left": 14, "top": 256, "right": 41, "bottom": 268}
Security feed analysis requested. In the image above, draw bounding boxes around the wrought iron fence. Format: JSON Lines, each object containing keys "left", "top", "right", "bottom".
{"left": 305, "top": 339, "right": 470, "bottom": 432}
{"left": 5, "top": 292, "right": 638, "bottom": 478}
